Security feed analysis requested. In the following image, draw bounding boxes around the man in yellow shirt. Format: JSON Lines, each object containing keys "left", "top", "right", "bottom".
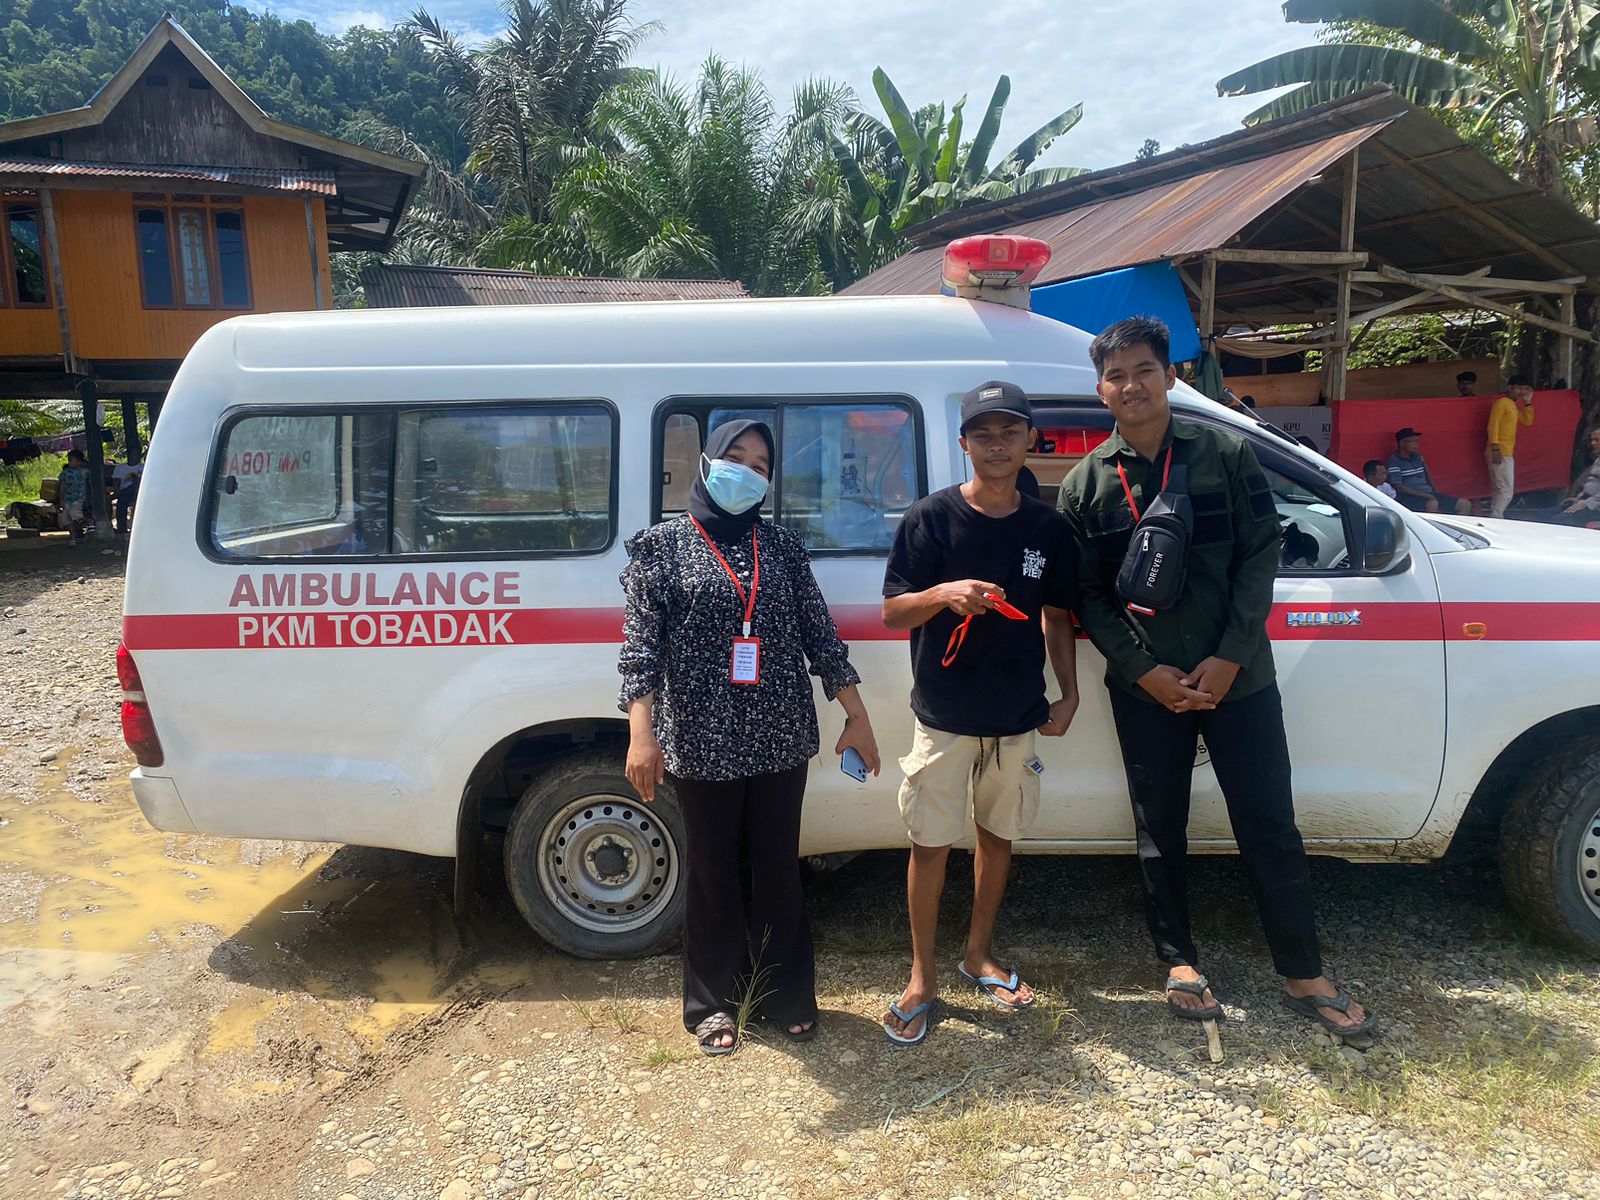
{"left": 1486, "top": 374, "right": 1535, "bottom": 518}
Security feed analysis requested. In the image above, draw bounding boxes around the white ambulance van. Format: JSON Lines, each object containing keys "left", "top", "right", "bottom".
{"left": 121, "top": 237, "right": 1600, "bottom": 959}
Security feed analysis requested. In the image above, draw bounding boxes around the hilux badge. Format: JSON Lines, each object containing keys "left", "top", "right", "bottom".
{"left": 1285, "top": 610, "right": 1363, "bottom": 627}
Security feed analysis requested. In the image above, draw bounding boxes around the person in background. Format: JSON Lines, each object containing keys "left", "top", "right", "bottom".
{"left": 1387, "top": 428, "right": 1472, "bottom": 515}
{"left": 1456, "top": 371, "right": 1478, "bottom": 397}
{"left": 56, "top": 449, "right": 91, "bottom": 545}
{"left": 1543, "top": 427, "right": 1600, "bottom": 526}
{"left": 113, "top": 460, "right": 144, "bottom": 536}
{"left": 1486, "top": 374, "right": 1536, "bottom": 519}
{"left": 880, "top": 381, "right": 1079, "bottom": 1047}
{"left": 619, "top": 419, "right": 881, "bottom": 1057}
{"left": 1059, "top": 317, "right": 1375, "bottom": 1039}
{"left": 1364, "top": 460, "right": 1397, "bottom": 499}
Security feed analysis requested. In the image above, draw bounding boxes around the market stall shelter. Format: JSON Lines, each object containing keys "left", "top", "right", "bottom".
{"left": 0, "top": 16, "right": 422, "bottom": 536}
{"left": 845, "top": 88, "right": 1600, "bottom": 497}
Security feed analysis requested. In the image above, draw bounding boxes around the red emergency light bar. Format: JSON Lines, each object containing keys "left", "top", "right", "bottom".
{"left": 940, "top": 235, "right": 1052, "bottom": 309}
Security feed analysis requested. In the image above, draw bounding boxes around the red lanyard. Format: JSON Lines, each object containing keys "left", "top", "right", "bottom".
{"left": 688, "top": 516, "right": 760, "bottom": 636}
{"left": 1116, "top": 447, "right": 1173, "bottom": 522}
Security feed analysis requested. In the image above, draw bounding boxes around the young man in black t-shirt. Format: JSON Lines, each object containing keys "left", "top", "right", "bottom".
{"left": 879, "top": 381, "right": 1080, "bottom": 1046}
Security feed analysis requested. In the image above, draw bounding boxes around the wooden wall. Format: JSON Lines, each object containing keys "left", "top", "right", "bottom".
{"left": 1225, "top": 356, "right": 1504, "bottom": 407}
{"left": 51, "top": 189, "right": 329, "bottom": 361}
{"left": 0, "top": 307, "right": 62, "bottom": 357}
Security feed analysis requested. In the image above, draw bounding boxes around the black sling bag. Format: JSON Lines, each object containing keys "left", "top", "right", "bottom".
{"left": 1114, "top": 448, "right": 1193, "bottom": 616}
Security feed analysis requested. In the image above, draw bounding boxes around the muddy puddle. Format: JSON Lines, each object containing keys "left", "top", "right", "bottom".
{"left": 0, "top": 761, "right": 565, "bottom": 1127}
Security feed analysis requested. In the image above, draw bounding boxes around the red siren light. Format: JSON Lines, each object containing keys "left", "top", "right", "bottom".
{"left": 940, "top": 235, "right": 1052, "bottom": 309}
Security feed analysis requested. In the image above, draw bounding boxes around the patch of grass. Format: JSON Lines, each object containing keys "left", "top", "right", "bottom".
{"left": 733, "top": 929, "right": 778, "bottom": 1044}
{"left": 643, "top": 1042, "right": 685, "bottom": 1069}
{"left": 0, "top": 452, "right": 63, "bottom": 510}
{"left": 818, "top": 916, "right": 905, "bottom": 956}
{"left": 604, "top": 992, "right": 646, "bottom": 1036}
{"left": 1301, "top": 1014, "right": 1600, "bottom": 1153}
{"left": 1254, "top": 1081, "right": 1288, "bottom": 1119}
{"left": 564, "top": 996, "right": 599, "bottom": 1031}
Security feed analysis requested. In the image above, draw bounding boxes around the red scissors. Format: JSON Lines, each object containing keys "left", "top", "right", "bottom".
{"left": 942, "top": 593, "right": 1028, "bottom": 667}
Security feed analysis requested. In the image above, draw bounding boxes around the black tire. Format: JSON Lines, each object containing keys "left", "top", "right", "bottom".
{"left": 1500, "top": 737, "right": 1600, "bottom": 956}
{"left": 503, "top": 750, "right": 686, "bottom": 959}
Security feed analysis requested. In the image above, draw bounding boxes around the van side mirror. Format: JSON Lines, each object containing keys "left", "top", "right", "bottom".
{"left": 1362, "top": 506, "right": 1409, "bottom": 574}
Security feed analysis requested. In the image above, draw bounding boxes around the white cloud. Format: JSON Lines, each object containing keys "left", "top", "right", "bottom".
{"left": 242, "top": 0, "right": 1309, "bottom": 167}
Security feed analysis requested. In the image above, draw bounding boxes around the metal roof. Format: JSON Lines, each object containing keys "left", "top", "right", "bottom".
{"left": 0, "top": 157, "right": 336, "bottom": 195}
{"left": 361, "top": 264, "right": 749, "bottom": 308}
{"left": 844, "top": 128, "right": 1379, "bottom": 295}
{"left": 843, "top": 88, "right": 1600, "bottom": 320}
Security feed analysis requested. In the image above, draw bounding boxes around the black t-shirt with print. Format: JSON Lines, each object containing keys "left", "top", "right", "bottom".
{"left": 883, "top": 485, "right": 1077, "bottom": 737}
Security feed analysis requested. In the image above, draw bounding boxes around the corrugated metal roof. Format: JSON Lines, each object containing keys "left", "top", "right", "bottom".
{"left": 361, "top": 264, "right": 749, "bottom": 307}
{"left": 843, "top": 127, "right": 1382, "bottom": 296}
{"left": 0, "top": 157, "right": 336, "bottom": 194}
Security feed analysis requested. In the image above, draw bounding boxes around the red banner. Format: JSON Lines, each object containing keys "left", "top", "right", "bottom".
{"left": 1331, "top": 390, "right": 1581, "bottom": 500}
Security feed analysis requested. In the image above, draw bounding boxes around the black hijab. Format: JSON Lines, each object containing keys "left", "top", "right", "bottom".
{"left": 687, "top": 418, "right": 775, "bottom": 542}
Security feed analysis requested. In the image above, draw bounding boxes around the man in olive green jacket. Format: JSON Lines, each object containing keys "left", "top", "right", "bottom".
{"left": 1058, "top": 316, "right": 1374, "bottom": 1039}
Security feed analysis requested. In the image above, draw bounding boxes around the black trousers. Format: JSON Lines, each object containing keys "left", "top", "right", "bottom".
{"left": 1107, "top": 682, "right": 1323, "bottom": 980}
{"left": 672, "top": 763, "right": 816, "bottom": 1033}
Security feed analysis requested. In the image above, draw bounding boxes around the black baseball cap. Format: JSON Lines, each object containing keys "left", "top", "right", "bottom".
{"left": 1394, "top": 427, "right": 1422, "bottom": 442}
{"left": 960, "top": 380, "right": 1032, "bottom": 433}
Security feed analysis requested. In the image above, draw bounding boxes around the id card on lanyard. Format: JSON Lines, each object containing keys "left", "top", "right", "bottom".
{"left": 689, "top": 516, "right": 762, "bottom": 685}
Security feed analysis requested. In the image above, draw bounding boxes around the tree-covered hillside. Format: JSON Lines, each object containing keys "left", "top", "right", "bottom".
{"left": 0, "top": 0, "right": 465, "bottom": 166}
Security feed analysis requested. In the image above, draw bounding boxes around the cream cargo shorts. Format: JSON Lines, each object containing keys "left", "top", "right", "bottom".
{"left": 897, "top": 719, "right": 1042, "bottom": 846}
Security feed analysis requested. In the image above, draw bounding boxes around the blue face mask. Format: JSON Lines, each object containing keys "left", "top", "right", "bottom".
{"left": 701, "top": 455, "right": 768, "bottom": 514}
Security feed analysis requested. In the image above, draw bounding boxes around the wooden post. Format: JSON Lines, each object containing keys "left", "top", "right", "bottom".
{"left": 80, "top": 378, "right": 112, "bottom": 540}
{"left": 39, "top": 188, "right": 76, "bottom": 373}
{"left": 1326, "top": 151, "right": 1359, "bottom": 403}
{"left": 121, "top": 396, "right": 143, "bottom": 464}
{"left": 305, "top": 197, "right": 327, "bottom": 310}
{"left": 1199, "top": 253, "right": 1217, "bottom": 372}
{"left": 1561, "top": 293, "right": 1577, "bottom": 387}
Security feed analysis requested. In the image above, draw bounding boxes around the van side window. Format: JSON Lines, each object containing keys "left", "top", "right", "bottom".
{"left": 206, "top": 401, "right": 616, "bottom": 561}
{"left": 210, "top": 413, "right": 391, "bottom": 557}
{"left": 392, "top": 405, "right": 613, "bottom": 555}
{"left": 654, "top": 398, "right": 922, "bottom": 554}
{"left": 781, "top": 404, "right": 915, "bottom": 551}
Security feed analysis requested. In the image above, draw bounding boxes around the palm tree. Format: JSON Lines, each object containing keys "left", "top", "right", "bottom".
{"left": 406, "top": 0, "right": 658, "bottom": 221}
{"left": 554, "top": 57, "right": 846, "bottom": 294}
{"left": 1216, "top": 1, "right": 1600, "bottom": 195}
{"left": 817, "top": 69, "right": 1088, "bottom": 285}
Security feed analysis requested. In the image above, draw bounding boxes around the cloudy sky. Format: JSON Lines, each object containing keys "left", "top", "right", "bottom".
{"left": 247, "top": 0, "right": 1309, "bottom": 169}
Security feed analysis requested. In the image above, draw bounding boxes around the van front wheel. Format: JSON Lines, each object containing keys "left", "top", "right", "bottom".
{"left": 504, "top": 752, "right": 686, "bottom": 959}
{"left": 1500, "top": 737, "right": 1600, "bottom": 956}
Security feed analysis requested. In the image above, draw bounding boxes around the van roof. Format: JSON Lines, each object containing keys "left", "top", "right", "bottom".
{"left": 212, "top": 293, "right": 1099, "bottom": 373}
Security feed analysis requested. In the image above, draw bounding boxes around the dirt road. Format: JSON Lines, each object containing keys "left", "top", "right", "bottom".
{"left": 2, "top": 542, "right": 1597, "bottom": 1200}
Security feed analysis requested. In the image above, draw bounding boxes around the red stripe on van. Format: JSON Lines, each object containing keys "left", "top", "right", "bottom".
{"left": 120, "top": 601, "right": 1597, "bottom": 651}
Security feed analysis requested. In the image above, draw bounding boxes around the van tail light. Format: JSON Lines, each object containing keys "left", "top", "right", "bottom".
{"left": 117, "top": 642, "right": 165, "bottom": 768}
{"left": 941, "top": 235, "right": 1052, "bottom": 310}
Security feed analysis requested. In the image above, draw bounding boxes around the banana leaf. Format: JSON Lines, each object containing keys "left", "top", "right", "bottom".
{"left": 873, "top": 68, "right": 931, "bottom": 179}
{"left": 1217, "top": 43, "right": 1485, "bottom": 99}
{"left": 990, "top": 103, "right": 1084, "bottom": 182}
{"left": 936, "top": 96, "right": 966, "bottom": 183}
{"left": 1283, "top": 0, "right": 1494, "bottom": 59}
{"left": 959, "top": 75, "right": 1012, "bottom": 189}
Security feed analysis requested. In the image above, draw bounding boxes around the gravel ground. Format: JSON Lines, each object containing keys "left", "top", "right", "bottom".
{"left": 1, "top": 539, "right": 1598, "bottom": 1200}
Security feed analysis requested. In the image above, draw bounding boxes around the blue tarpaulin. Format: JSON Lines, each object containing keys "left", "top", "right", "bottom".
{"left": 1030, "top": 260, "right": 1202, "bottom": 362}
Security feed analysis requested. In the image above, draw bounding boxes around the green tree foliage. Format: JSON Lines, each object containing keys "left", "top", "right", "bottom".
{"left": 1217, "top": 1, "right": 1600, "bottom": 197}
{"left": 0, "top": 0, "right": 465, "bottom": 167}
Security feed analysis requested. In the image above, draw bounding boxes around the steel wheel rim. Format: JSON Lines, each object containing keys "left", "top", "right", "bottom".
{"left": 1578, "top": 798, "right": 1600, "bottom": 921}
{"left": 534, "top": 793, "right": 679, "bottom": 935}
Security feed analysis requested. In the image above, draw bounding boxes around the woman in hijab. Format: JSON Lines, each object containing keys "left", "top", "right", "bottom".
{"left": 619, "top": 419, "right": 881, "bottom": 1056}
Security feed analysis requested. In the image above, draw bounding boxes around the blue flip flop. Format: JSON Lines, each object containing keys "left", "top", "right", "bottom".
{"left": 882, "top": 1000, "right": 936, "bottom": 1046}
{"left": 958, "top": 964, "right": 1035, "bottom": 1010}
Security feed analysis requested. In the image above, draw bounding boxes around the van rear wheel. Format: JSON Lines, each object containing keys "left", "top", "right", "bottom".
{"left": 504, "top": 751, "right": 685, "bottom": 959}
{"left": 1500, "top": 737, "right": 1600, "bottom": 956}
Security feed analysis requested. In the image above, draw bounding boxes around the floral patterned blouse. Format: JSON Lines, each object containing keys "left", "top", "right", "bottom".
{"left": 618, "top": 516, "right": 861, "bottom": 782}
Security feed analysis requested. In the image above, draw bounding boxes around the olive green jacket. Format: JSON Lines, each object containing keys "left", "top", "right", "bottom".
{"left": 1057, "top": 418, "right": 1280, "bottom": 704}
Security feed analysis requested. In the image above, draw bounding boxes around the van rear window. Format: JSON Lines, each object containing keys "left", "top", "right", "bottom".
{"left": 207, "top": 402, "right": 615, "bottom": 560}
